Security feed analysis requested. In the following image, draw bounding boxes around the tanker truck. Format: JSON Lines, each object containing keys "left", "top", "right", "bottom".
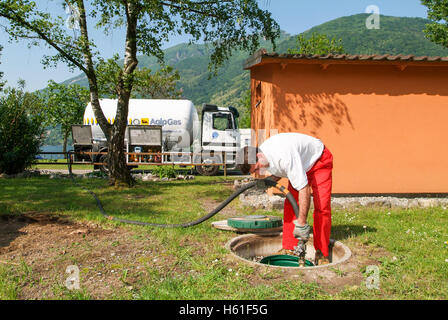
{"left": 72, "top": 99, "right": 244, "bottom": 176}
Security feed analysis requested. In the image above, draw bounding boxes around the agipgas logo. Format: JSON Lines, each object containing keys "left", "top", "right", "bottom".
{"left": 150, "top": 118, "right": 182, "bottom": 126}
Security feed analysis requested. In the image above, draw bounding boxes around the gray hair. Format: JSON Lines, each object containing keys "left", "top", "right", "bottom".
{"left": 236, "top": 146, "right": 258, "bottom": 175}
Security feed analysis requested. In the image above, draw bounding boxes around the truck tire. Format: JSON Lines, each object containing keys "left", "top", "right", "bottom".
{"left": 195, "top": 156, "right": 220, "bottom": 176}
{"left": 196, "top": 164, "right": 219, "bottom": 176}
{"left": 98, "top": 154, "right": 109, "bottom": 174}
{"left": 98, "top": 152, "right": 134, "bottom": 174}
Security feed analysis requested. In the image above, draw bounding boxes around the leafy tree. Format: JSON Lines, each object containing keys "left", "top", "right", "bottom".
{"left": 287, "top": 32, "right": 345, "bottom": 55}
{"left": 238, "top": 89, "right": 251, "bottom": 128}
{"left": 0, "top": 83, "right": 44, "bottom": 174}
{"left": 95, "top": 54, "right": 182, "bottom": 99}
{"left": 0, "top": 0, "right": 280, "bottom": 187}
{"left": 421, "top": 0, "right": 448, "bottom": 48}
{"left": 0, "top": 45, "right": 5, "bottom": 92}
{"left": 42, "top": 80, "right": 90, "bottom": 157}
{"left": 133, "top": 66, "right": 182, "bottom": 99}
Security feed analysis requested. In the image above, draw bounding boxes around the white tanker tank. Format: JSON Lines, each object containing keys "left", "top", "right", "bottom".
{"left": 83, "top": 99, "right": 200, "bottom": 150}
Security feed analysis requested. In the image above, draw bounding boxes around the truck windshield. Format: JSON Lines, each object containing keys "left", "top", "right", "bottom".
{"left": 212, "top": 113, "right": 234, "bottom": 131}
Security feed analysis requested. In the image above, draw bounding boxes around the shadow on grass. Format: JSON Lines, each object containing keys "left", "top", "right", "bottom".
{"left": 0, "top": 175, "right": 238, "bottom": 230}
{"left": 0, "top": 213, "right": 75, "bottom": 249}
{"left": 330, "top": 224, "right": 377, "bottom": 241}
{"left": 0, "top": 214, "right": 30, "bottom": 249}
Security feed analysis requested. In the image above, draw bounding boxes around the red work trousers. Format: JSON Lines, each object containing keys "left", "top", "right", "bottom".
{"left": 283, "top": 147, "right": 333, "bottom": 257}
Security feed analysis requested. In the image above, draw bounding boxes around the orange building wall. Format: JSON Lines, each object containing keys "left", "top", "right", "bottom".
{"left": 250, "top": 62, "right": 448, "bottom": 194}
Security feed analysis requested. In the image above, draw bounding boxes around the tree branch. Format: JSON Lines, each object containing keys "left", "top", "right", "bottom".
{"left": 159, "top": 1, "right": 221, "bottom": 18}
{"left": 76, "top": 0, "right": 111, "bottom": 135}
{"left": 0, "top": 9, "right": 88, "bottom": 74}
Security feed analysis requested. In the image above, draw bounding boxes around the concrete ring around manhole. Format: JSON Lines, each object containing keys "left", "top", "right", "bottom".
{"left": 226, "top": 233, "right": 352, "bottom": 270}
{"left": 212, "top": 219, "right": 282, "bottom": 236}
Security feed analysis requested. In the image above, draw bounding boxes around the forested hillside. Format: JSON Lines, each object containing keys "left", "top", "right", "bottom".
{"left": 64, "top": 14, "right": 448, "bottom": 107}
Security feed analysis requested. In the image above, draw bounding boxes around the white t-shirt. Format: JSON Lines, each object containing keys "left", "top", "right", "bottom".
{"left": 259, "top": 133, "right": 324, "bottom": 190}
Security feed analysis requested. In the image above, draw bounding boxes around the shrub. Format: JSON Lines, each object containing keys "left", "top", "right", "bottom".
{"left": 0, "top": 87, "right": 44, "bottom": 175}
{"left": 151, "top": 165, "right": 177, "bottom": 179}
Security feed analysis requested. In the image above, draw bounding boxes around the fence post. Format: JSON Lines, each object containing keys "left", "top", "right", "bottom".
{"left": 223, "top": 152, "right": 227, "bottom": 179}
{"left": 67, "top": 151, "right": 73, "bottom": 175}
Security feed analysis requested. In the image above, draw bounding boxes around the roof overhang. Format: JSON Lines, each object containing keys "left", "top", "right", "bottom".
{"left": 244, "top": 48, "right": 448, "bottom": 70}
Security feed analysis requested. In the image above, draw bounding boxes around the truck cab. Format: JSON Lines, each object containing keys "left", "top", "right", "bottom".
{"left": 196, "top": 104, "right": 240, "bottom": 176}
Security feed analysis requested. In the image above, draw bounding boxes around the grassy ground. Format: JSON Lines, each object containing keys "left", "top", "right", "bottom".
{"left": 32, "top": 159, "right": 93, "bottom": 171}
{"left": 31, "top": 159, "right": 195, "bottom": 173}
{"left": 0, "top": 175, "right": 447, "bottom": 300}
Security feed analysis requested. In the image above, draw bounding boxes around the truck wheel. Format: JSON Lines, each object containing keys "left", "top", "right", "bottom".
{"left": 196, "top": 164, "right": 219, "bottom": 176}
{"left": 195, "top": 158, "right": 220, "bottom": 176}
{"left": 98, "top": 154, "right": 109, "bottom": 174}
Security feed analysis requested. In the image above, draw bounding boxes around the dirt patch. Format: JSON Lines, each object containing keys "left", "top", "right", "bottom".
{"left": 0, "top": 212, "right": 172, "bottom": 299}
{"left": 0, "top": 206, "right": 391, "bottom": 298}
{"left": 297, "top": 242, "right": 389, "bottom": 294}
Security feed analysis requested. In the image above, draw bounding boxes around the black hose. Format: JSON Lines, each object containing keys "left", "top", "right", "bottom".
{"left": 68, "top": 164, "right": 300, "bottom": 228}
{"left": 262, "top": 178, "right": 300, "bottom": 221}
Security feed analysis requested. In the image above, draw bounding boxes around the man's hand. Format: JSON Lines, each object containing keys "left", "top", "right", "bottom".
{"left": 256, "top": 175, "right": 281, "bottom": 189}
{"left": 293, "top": 221, "right": 311, "bottom": 241}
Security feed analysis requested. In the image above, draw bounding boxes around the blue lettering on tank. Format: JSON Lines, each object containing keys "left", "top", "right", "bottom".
{"left": 150, "top": 118, "right": 182, "bottom": 126}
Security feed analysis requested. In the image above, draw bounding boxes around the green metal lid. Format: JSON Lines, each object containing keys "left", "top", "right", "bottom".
{"left": 227, "top": 215, "right": 282, "bottom": 229}
{"left": 260, "top": 255, "right": 314, "bottom": 267}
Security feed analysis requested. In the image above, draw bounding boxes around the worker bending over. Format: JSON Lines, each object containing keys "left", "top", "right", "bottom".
{"left": 237, "top": 133, "right": 333, "bottom": 265}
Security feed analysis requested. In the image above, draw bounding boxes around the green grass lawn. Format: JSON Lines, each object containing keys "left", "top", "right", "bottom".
{"left": 31, "top": 159, "right": 196, "bottom": 173}
{"left": 0, "top": 175, "right": 447, "bottom": 300}
{"left": 32, "top": 159, "right": 93, "bottom": 171}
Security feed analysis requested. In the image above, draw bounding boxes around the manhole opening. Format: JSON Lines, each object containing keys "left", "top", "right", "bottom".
{"left": 260, "top": 255, "right": 315, "bottom": 267}
{"left": 227, "top": 234, "right": 351, "bottom": 269}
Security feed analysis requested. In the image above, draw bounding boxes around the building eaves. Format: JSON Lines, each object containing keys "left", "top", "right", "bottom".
{"left": 244, "top": 48, "right": 448, "bottom": 69}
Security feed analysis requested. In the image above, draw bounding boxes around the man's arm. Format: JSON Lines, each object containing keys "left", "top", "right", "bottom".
{"left": 297, "top": 184, "right": 311, "bottom": 226}
{"left": 268, "top": 175, "right": 282, "bottom": 182}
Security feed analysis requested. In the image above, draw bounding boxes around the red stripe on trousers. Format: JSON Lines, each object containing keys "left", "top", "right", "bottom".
{"left": 282, "top": 147, "right": 333, "bottom": 257}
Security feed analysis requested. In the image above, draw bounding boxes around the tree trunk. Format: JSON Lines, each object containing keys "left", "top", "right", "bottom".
{"left": 62, "top": 130, "right": 68, "bottom": 159}
{"left": 104, "top": 1, "right": 139, "bottom": 188}
{"left": 76, "top": 0, "right": 139, "bottom": 188}
{"left": 107, "top": 128, "right": 133, "bottom": 187}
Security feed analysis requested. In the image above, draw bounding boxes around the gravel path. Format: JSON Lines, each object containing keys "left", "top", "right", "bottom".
{"left": 38, "top": 169, "right": 92, "bottom": 175}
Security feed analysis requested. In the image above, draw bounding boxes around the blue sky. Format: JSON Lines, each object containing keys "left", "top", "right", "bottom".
{"left": 0, "top": 0, "right": 429, "bottom": 92}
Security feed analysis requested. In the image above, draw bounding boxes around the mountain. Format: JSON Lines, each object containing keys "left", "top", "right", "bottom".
{"left": 63, "top": 14, "right": 448, "bottom": 105}
{"left": 278, "top": 14, "right": 448, "bottom": 57}
{"left": 62, "top": 33, "right": 289, "bottom": 111}
{"left": 49, "top": 14, "right": 447, "bottom": 145}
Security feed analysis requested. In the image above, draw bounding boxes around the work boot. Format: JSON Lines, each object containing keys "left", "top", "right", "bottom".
{"left": 314, "top": 250, "right": 330, "bottom": 266}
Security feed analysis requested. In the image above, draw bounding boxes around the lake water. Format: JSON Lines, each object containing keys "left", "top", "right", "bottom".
{"left": 39, "top": 145, "right": 74, "bottom": 159}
